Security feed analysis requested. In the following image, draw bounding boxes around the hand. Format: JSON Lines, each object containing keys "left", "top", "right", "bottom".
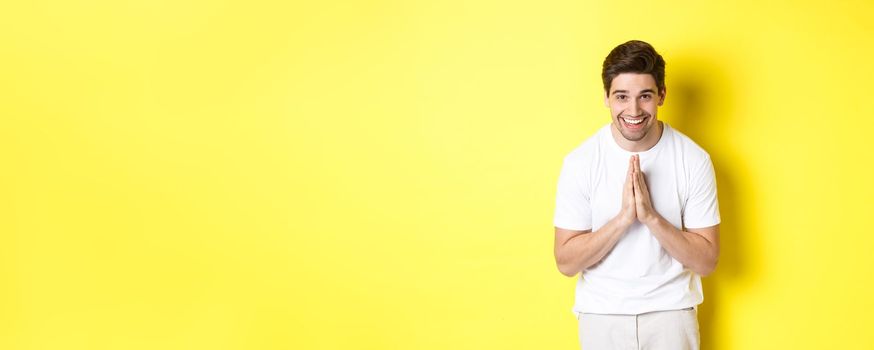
{"left": 632, "top": 154, "right": 659, "bottom": 225}
{"left": 618, "top": 155, "right": 637, "bottom": 227}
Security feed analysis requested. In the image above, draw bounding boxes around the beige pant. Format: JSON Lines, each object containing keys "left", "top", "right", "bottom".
{"left": 576, "top": 307, "right": 700, "bottom": 350}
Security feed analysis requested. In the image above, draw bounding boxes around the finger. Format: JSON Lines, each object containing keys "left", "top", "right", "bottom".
{"left": 627, "top": 168, "right": 634, "bottom": 188}
{"left": 632, "top": 171, "right": 640, "bottom": 199}
{"left": 634, "top": 154, "right": 641, "bottom": 175}
{"left": 641, "top": 170, "right": 649, "bottom": 195}
{"left": 637, "top": 165, "right": 649, "bottom": 192}
{"left": 634, "top": 165, "right": 642, "bottom": 186}
{"left": 638, "top": 173, "right": 648, "bottom": 200}
{"left": 634, "top": 157, "right": 646, "bottom": 189}
{"left": 640, "top": 171, "right": 649, "bottom": 193}
{"left": 638, "top": 169, "right": 650, "bottom": 199}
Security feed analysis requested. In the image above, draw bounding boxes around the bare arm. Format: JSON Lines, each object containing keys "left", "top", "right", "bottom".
{"left": 553, "top": 156, "right": 637, "bottom": 277}
{"left": 644, "top": 218, "right": 720, "bottom": 276}
{"left": 631, "top": 154, "right": 720, "bottom": 276}
{"left": 553, "top": 217, "right": 631, "bottom": 277}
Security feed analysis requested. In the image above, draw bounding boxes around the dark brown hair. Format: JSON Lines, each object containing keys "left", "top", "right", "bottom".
{"left": 602, "top": 40, "right": 666, "bottom": 96}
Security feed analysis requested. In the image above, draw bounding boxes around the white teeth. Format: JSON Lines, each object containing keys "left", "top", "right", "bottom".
{"left": 623, "top": 117, "right": 644, "bottom": 125}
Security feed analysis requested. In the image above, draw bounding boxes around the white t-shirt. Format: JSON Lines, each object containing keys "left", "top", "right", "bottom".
{"left": 553, "top": 121, "right": 721, "bottom": 316}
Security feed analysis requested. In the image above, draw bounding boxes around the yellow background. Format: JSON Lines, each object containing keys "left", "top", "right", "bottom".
{"left": 1, "top": 0, "right": 873, "bottom": 349}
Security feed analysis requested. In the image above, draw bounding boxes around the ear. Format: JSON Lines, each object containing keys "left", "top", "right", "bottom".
{"left": 604, "top": 91, "right": 610, "bottom": 107}
{"left": 657, "top": 87, "right": 666, "bottom": 106}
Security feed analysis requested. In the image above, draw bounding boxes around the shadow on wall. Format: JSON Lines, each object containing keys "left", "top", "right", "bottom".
{"left": 666, "top": 48, "right": 757, "bottom": 350}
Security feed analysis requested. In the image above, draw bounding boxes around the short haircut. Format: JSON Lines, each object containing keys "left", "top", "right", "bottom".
{"left": 601, "top": 40, "right": 666, "bottom": 95}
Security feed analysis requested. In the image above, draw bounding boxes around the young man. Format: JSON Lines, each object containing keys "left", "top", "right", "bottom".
{"left": 552, "top": 40, "right": 721, "bottom": 350}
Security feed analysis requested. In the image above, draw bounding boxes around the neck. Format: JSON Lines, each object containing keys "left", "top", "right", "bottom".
{"left": 611, "top": 120, "right": 664, "bottom": 152}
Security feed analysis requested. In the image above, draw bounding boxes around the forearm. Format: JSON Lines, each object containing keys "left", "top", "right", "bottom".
{"left": 556, "top": 216, "right": 630, "bottom": 277}
{"left": 644, "top": 215, "right": 717, "bottom": 276}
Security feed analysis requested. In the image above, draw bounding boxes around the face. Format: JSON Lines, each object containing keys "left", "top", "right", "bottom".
{"left": 604, "top": 73, "right": 665, "bottom": 142}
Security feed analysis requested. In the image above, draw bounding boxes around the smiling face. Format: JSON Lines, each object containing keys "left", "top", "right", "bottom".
{"left": 605, "top": 73, "right": 666, "bottom": 144}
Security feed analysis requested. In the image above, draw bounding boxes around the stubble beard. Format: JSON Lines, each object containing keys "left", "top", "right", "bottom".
{"left": 614, "top": 115, "right": 650, "bottom": 142}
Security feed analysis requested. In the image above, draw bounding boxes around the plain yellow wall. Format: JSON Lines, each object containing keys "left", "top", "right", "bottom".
{"left": 1, "top": 0, "right": 873, "bottom": 349}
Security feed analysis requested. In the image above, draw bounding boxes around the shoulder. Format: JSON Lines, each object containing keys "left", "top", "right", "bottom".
{"left": 562, "top": 124, "right": 608, "bottom": 167}
{"left": 666, "top": 124, "right": 713, "bottom": 166}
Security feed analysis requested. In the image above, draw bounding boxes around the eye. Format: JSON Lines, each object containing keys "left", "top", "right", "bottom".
{"left": 616, "top": 95, "right": 627, "bottom": 101}
{"left": 640, "top": 94, "right": 652, "bottom": 100}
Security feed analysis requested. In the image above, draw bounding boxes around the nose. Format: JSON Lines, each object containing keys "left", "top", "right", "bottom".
{"left": 627, "top": 99, "right": 641, "bottom": 117}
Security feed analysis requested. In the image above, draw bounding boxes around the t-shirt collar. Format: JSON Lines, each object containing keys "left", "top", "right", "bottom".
{"left": 604, "top": 121, "right": 669, "bottom": 157}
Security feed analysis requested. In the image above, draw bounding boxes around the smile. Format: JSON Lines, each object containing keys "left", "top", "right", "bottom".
{"left": 621, "top": 116, "right": 648, "bottom": 129}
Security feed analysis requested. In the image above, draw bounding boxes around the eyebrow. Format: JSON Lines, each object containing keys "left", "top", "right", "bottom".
{"left": 611, "top": 89, "right": 657, "bottom": 96}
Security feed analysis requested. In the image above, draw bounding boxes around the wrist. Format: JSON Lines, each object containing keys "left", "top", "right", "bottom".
{"left": 641, "top": 213, "right": 662, "bottom": 228}
{"left": 616, "top": 215, "right": 634, "bottom": 230}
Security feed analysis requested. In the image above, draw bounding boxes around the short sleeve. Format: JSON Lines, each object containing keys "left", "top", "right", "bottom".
{"left": 553, "top": 157, "right": 592, "bottom": 231}
{"left": 683, "top": 155, "right": 721, "bottom": 229}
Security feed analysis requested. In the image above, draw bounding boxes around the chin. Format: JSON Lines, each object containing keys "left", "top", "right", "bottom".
{"left": 621, "top": 132, "right": 646, "bottom": 142}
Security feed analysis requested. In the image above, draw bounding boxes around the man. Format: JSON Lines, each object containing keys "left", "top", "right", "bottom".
{"left": 552, "top": 40, "right": 721, "bottom": 350}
